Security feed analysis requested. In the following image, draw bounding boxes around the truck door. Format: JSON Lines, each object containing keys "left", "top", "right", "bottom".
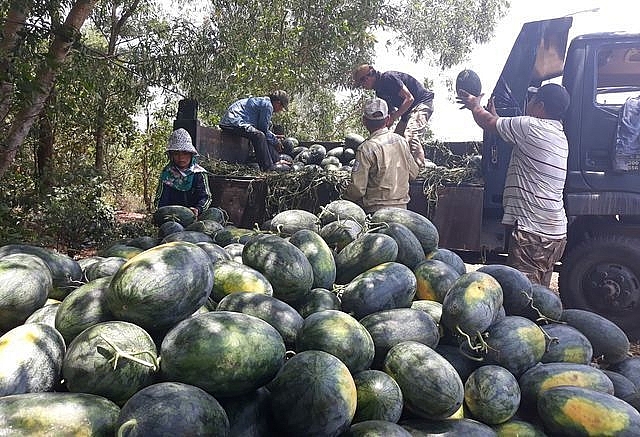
{"left": 483, "top": 18, "right": 572, "bottom": 231}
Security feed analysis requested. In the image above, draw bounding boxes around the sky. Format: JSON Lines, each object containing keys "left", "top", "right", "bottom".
{"left": 373, "top": 0, "right": 639, "bottom": 141}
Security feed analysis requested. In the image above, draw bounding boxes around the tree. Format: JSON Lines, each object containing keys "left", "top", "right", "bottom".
{"left": 0, "top": 0, "right": 99, "bottom": 180}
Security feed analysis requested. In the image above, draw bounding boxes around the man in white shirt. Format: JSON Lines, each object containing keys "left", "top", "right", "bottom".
{"left": 458, "top": 83, "right": 570, "bottom": 287}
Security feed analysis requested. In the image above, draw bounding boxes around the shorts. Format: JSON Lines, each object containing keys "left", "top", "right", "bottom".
{"left": 506, "top": 227, "right": 567, "bottom": 288}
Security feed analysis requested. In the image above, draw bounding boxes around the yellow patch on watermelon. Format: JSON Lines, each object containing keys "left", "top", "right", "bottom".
{"left": 562, "top": 398, "right": 629, "bottom": 433}
{"left": 335, "top": 365, "right": 358, "bottom": 418}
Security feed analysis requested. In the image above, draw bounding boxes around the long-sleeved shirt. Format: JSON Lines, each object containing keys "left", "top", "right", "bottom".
{"left": 344, "top": 127, "right": 420, "bottom": 213}
{"left": 219, "top": 96, "right": 278, "bottom": 146}
{"left": 154, "top": 171, "right": 212, "bottom": 214}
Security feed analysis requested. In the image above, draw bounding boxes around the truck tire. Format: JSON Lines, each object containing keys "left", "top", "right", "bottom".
{"left": 559, "top": 235, "right": 640, "bottom": 341}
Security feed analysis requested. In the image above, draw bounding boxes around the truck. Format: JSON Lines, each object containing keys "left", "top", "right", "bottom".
{"left": 427, "top": 17, "right": 640, "bottom": 339}
{"left": 175, "top": 17, "right": 640, "bottom": 339}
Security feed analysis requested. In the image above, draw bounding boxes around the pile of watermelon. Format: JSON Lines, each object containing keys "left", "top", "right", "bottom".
{"left": 1, "top": 200, "right": 640, "bottom": 436}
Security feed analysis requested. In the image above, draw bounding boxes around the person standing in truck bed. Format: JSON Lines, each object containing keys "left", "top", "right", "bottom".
{"left": 219, "top": 90, "right": 289, "bottom": 171}
{"left": 457, "top": 83, "right": 570, "bottom": 287}
{"left": 154, "top": 128, "right": 212, "bottom": 218}
{"left": 353, "top": 64, "right": 434, "bottom": 168}
{"left": 344, "top": 97, "right": 420, "bottom": 213}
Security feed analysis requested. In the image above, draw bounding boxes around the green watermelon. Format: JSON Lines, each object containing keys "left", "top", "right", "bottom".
{"left": 106, "top": 241, "right": 214, "bottom": 335}
{"left": 319, "top": 219, "right": 363, "bottom": 252}
{"left": 218, "top": 387, "right": 272, "bottom": 437}
{"left": 413, "top": 259, "right": 460, "bottom": 302}
{"left": 540, "top": 323, "right": 593, "bottom": 364}
{"left": 464, "top": 365, "right": 521, "bottom": 425}
{"left": 376, "top": 222, "right": 426, "bottom": 269}
{"left": 62, "top": 320, "right": 158, "bottom": 405}
{"left": 0, "top": 323, "right": 65, "bottom": 396}
{"left": 383, "top": 341, "right": 464, "bottom": 420}
{"left": 269, "top": 209, "right": 321, "bottom": 236}
{"left": 346, "top": 420, "right": 412, "bottom": 436}
{"left": 0, "top": 253, "right": 52, "bottom": 332}
{"left": 295, "top": 287, "right": 341, "bottom": 318}
{"left": 267, "top": 350, "right": 357, "bottom": 437}
{"left": 290, "top": 229, "right": 336, "bottom": 289}
{"left": 84, "top": 256, "right": 126, "bottom": 281}
{"left": 477, "top": 264, "right": 533, "bottom": 315}
{"left": 116, "top": 382, "right": 229, "bottom": 436}
{"left": 210, "top": 260, "right": 273, "bottom": 302}
{"left": 0, "top": 392, "right": 120, "bottom": 436}
{"left": 426, "top": 247, "right": 467, "bottom": 275}
{"left": 352, "top": 370, "right": 404, "bottom": 424}
{"left": 335, "top": 233, "right": 398, "bottom": 284}
{"left": 160, "top": 311, "right": 285, "bottom": 398}
{"left": 318, "top": 199, "right": 367, "bottom": 226}
{"left": 296, "top": 309, "right": 374, "bottom": 373}
{"left": 153, "top": 205, "right": 196, "bottom": 226}
{"left": 370, "top": 207, "right": 439, "bottom": 254}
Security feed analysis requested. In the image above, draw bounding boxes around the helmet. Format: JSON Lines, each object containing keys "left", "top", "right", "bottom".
{"left": 167, "top": 128, "right": 197, "bottom": 154}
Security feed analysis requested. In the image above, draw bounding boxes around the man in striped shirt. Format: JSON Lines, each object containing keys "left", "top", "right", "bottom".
{"left": 458, "top": 83, "right": 570, "bottom": 287}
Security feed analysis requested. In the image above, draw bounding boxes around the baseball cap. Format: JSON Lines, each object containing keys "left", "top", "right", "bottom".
{"left": 527, "top": 83, "right": 570, "bottom": 120}
{"left": 363, "top": 98, "right": 388, "bottom": 120}
{"left": 167, "top": 128, "right": 198, "bottom": 154}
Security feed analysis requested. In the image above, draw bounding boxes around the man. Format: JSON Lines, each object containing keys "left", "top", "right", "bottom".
{"left": 219, "top": 90, "right": 289, "bottom": 171}
{"left": 353, "top": 64, "right": 434, "bottom": 167}
{"left": 457, "top": 83, "right": 570, "bottom": 287}
{"left": 344, "top": 97, "right": 420, "bottom": 213}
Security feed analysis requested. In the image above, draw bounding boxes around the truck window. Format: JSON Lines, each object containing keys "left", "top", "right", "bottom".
{"left": 595, "top": 45, "right": 640, "bottom": 106}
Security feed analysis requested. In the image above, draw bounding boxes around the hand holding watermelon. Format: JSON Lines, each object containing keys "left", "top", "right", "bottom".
{"left": 456, "top": 69, "right": 482, "bottom": 109}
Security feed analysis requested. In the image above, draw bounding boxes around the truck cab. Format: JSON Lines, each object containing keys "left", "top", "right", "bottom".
{"left": 438, "top": 17, "right": 640, "bottom": 338}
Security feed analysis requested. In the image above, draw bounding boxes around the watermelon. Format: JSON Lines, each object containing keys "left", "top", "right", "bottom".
{"left": 411, "top": 299, "right": 443, "bottom": 324}
{"left": 106, "top": 241, "right": 214, "bottom": 335}
{"left": 516, "top": 282, "right": 563, "bottom": 322}
{"left": 376, "top": 222, "right": 426, "bottom": 269}
{"left": 196, "top": 241, "right": 232, "bottom": 264}
{"left": 0, "top": 323, "right": 65, "bottom": 396}
{"left": 153, "top": 205, "right": 196, "bottom": 226}
{"left": 98, "top": 244, "right": 143, "bottom": 259}
{"left": 604, "top": 369, "right": 640, "bottom": 410}
{"left": 464, "top": 365, "right": 521, "bottom": 425}
{"left": 426, "top": 247, "right": 467, "bottom": 275}
{"left": 518, "top": 362, "right": 615, "bottom": 410}
{"left": 116, "top": 382, "right": 230, "bottom": 436}
{"left": 335, "top": 233, "right": 399, "bottom": 284}
{"left": 0, "top": 253, "right": 52, "bottom": 332}
{"left": 158, "top": 220, "right": 184, "bottom": 238}
{"left": 223, "top": 242, "right": 244, "bottom": 263}
{"left": 477, "top": 264, "right": 533, "bottom": 315}
{"left": 383, "top": 341, "right": 464, "bottom": 420}
{"left": 267, "top": 350, "right": 357, "bottom": 437}
{"left": 0, "top": 244, "right": 82, "bottom": 300}
{"left": 62, "top": 320, "right": 159, "bottom": 405}
{"left": 185, "top": 219, "right": 224, "bottom": 237}
{"left": 440, "top": 271, "right": 503, "bottom": 342}
{"left": 55, "top": 276, "right": 114, "bottom": 344}
{"left": 216, "top": 292, "right": 303, "bottom": 349}
{"left": 482, "top": 316, "right": 546, "bottom": 376}
{"left": 340, "top": 262, "right": 417, "bottom": 319}
{"left": 24, "top": 302, "right": 60, "bottom": 327}
{"left": 125, "top": 236, "right": 159, "bottom": 251}
{"left": 218, "top": 387, "right": 272, "bottom": 437}
{"left": 242, "top": 233, "right": 314, "bottom": 305}
{"left": 84, "top": 256, "right": 126, "bottom": 281}
{"left": 0, "top": 392, "right": 120, "bottom": 436}
{"left": 212, "top": 226, "right": 257, "bottom": 246}
{"left": 210, "top": 260, "right": 273, "bottom": 302}
{"left": 270, "top": 209, "right": 321, "bottom": 236}
{"left": 413, "top": 259, "right": 460, "bottom": 302}
{"left": 295, "top": 287, "right": 341, "bottom": 317}
{"left": 492, "top": 419, "right": 547, "bottom": 436}
{"left": 296, "top": 309, "right": 374, "bottom": 373}
{"left": 345, "top": 132, "right": 366, "bottom": 150}
{"left": 370, "top": 207, "right": 439, "bottom": 254}
{"left": 319, "top": 218, "right": 363, "bottom": 252}
{"left": 561, "top": 308, "right": 630, "bottom": 365}
{"left": 346, "top": 420, "right": 412, "bottom": 436}
{"left": 161, "top": 230, "right": 213, "bottom": 244}
{"left": 435, "top": 344, "right": 482, "bottom": 382}
{"left": 401, "top": 418, "right": 497, "bottom": 436}
{"left": 199, "top": 206, "right": 229, "bottom": 224}
{"left": 456, "top": 69, "right": 482, "bottom": 97}
{"left": 290, "top": 229, "right": 337, "bottom": 289}
{"left": 538, "top": 386, "right": 640, "bottom": 436}
{"left": 352, "top": 370, "right": 404, "bottom": 423}
{"left": 540, "top": 323, "right": 593, "bottom": 364}
{"left": 318, "top": 199, "right": 367, "bottom": 226}
{"left": 160, "top": 311, "right": 285, "bottom": 398}
{"left": 609, "top": 357, "right": 640, "bottom": 389}
{"left": 359, "top": 308, "right": 439, "bottom": 369}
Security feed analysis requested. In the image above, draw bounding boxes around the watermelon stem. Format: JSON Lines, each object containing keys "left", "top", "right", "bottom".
{"left": 117, "top": 419, "right": 138, "bottom": 437}
{"left": 99, "top": 335, "right": 159, "bottom": 371}
{"left": 523, "top": 291, "right": 562, "bottom": 324}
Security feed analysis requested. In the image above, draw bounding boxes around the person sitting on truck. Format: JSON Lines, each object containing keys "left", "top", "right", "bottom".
{"left": 353, "top": 64, "right": 434, "bottom": 168}
{"left": 154, "top": 128, "right": 212, "bottom": 218}
{"left": 343, "top": 97, "right": 420, "bottom": 213}
{"left": 457, "top": 83, "right": 570, "bottom": 287}
{"left": 612, "top": 94, "right": 640, "bottom": 172}
{"left": 219, "top": 90, "right": 289, "bottom": 171}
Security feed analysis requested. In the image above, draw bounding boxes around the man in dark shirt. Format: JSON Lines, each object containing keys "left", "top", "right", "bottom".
{"left": 353, "top": 64, "right": 435, "bottom": 168}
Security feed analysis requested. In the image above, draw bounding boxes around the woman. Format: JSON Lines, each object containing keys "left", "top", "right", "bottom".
{"left": 154, "top": 128, "right": 212, "bottom": 217}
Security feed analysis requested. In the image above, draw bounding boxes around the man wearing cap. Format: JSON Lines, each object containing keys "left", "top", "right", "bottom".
{"left": 154, "top": 128, "right": 212, "bottom": 217}
{"left": 344, "top": 98, "right": 420, "bottom": 213}
{"left": 457, "top": 83, "right": 570, "bottom": 287}
{"left": 353, "top": 64, "right": 434, "bottom": 168}
{"left": 219, "top": 90, "right": 289, "bottom": 171}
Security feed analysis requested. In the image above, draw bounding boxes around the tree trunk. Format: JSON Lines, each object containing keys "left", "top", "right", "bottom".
{"left": 0, "top": 0, "right": 98, "bottom": 180}
{"left": 0, "top": 3, "right": 32, "bottom": 122}
{"left": 36, "top": 94, "right": 56, "bottom": 193}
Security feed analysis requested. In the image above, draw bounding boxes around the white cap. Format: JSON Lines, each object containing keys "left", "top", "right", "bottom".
{"left": 167, "top": 128, "right": 197, "bottom": 154}
{"left": 363, "top": 98, "right": 389, "bottom": 120}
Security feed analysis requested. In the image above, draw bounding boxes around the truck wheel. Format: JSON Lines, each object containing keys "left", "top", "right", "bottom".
{"left": 559, "top": 235, "right": 640, "bottom": 341}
